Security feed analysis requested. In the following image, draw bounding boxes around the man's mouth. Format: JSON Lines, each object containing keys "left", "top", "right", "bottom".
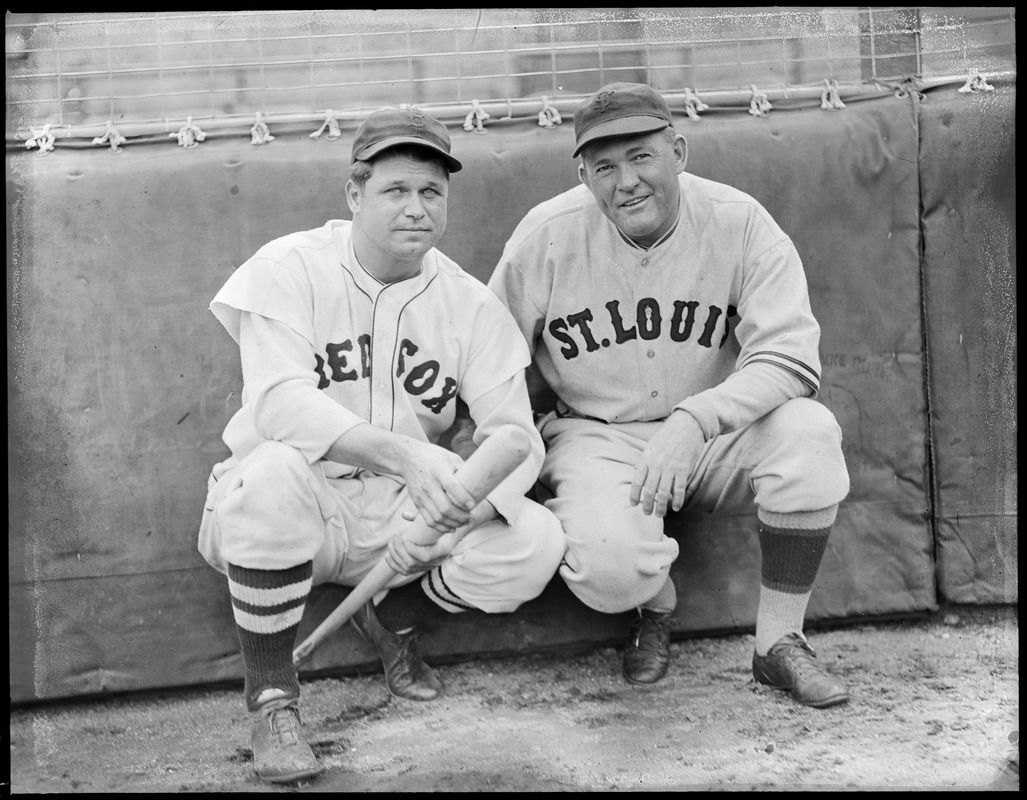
{"left": 620, "top": 196, "right": 648, "bottom": 209}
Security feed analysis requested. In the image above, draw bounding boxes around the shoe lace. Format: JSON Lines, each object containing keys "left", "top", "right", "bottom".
{"left": 268, "top": 706, "right": 302, "bottom": 746}
{"left": 395, "top": 633, "right": 432, "bottom": 677}
{"left": 780, "top": 638, "right": 823, "bottom": 680}
{"left": 631, "top": 614, "right": 672, "bottom": 653}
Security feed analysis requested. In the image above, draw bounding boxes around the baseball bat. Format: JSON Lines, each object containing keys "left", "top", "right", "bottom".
{"left": 292, "top": 423, "right": 532, "bottom": 667}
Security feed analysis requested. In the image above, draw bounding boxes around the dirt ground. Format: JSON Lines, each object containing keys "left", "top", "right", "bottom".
{"left": 9, "top": 604, "right": 1018, "bottom": 793}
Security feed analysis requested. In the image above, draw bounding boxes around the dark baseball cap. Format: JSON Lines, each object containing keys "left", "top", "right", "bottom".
{"left": 351, "top": 106, "right": 462, "bottom": 173}
{"left": 572, "top": 82, "right": 673, "bottom": 158}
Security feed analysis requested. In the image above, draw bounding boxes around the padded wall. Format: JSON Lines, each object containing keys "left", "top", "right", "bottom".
{"left": 8, "top": 88, "right": 1003, "bottom": 703}
{"left": 919, "top": 85, "right": 1017, "bottom": 603}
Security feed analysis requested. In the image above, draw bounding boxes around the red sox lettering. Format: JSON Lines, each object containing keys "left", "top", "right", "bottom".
{"left": 314, "top": 335, "right": 459, "bottom": 414}
{"left": 547, "top": 297, "right": 738, "bottom": 360}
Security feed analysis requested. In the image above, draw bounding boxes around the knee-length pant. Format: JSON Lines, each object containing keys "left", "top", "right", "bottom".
{"left": 538, "top": 397, "right": 850, "bottom": 614}
{"left": 198, "top": 441, "right": 567, "bottom": 613}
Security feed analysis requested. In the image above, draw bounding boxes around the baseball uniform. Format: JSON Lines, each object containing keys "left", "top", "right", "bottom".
{"left": 488, "top": 172, "right": 849, "bottom": 613}
{"left": 198, "top": 218, "right": 565, "bottom": 612}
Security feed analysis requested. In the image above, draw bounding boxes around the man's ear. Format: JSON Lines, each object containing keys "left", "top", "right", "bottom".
{"left": 674, "top": 135, "right": 688, "bottom": 174}
{"left": 577, "top": 162, "right": 591, "bottom": 191}
{"left": 345, "top": 178, "right": 361, "bottom": 216}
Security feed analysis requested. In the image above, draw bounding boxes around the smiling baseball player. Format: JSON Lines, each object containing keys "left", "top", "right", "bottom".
{"left": 197, "top": 106, "right": 565, "bottom": 784}
{"left": 488, "top": 82, "right": 851, "bottom": 708}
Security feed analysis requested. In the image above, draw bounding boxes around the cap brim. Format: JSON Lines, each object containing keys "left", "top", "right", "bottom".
{"left": 354, "top": 135, "right": 462, "bottom": 172}
{"left": 572, "top": 116, "right": 671, "bottom": 157}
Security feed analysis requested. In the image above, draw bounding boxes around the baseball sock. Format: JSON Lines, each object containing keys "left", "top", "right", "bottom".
{"left": 375, "top": 579, "right": 451, "bottom": 634}
{"left": 227, "top": 561, "right": 313, "bottom": 711}
{"left": 641, "top": 575, "right": 677, "bottom": 615}
{"left": 754, "top": 506, "right": 837, "bottom": 656}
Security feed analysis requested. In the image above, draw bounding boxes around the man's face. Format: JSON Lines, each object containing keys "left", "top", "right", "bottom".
{"left": 578, "top": 129, "right": 686, "bottom": 248}
{"left": 347, "top": 150, "right": 449, "bottom": 267}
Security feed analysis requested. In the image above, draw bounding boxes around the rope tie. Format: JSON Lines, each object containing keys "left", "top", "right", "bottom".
{"left": 819, "top": 79, "right": 846, "bottom": 110}
{"left": 748, "top": 84, "right": 772, "bottom": 117}
{"left": 887, "top": 77, "right": 926, "bottom": 104}
{"left": 25, "top": 123, "right": 56, "bottom": 155}
{"left": 250, "top": 111, "right": 275, "bottom": 145}
{"left": 462, "top": 99, "right": 490, "bottom": 134}
{"left": 958, "top": 73, "right": 995, "bottom": 94}
{"left": 683, "top": 87, "right": 709, "bottom": 121}
{"left": 537, "top": 95, "right": 562, "bottom": 128}
{"left": 91, "top": 120, "right": 127, "bottom": 153}
{"left": 169, "top": 116, "right": 207, "bottom": 148}
{"left": 309, "top": 108, "right": 342, "bottom": 140}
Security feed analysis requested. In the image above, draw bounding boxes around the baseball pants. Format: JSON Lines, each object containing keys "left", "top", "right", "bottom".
{"left": 537, "top": 397, "right": 850, "bottom": 614}
{"left": 198, "top": 441, "right": 566, "bottom": 613}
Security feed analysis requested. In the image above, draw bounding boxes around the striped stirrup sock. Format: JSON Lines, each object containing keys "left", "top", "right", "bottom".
{"left": 754, "top": 507, "right": 837, "bottom": 656}
{"left": 227, "top": 561, "right": 313, "bottom": 711}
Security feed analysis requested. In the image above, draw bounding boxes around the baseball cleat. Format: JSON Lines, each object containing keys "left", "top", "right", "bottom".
{"left": 623, "top": 608, "right": 673, "bottom": 685}
{"left": 250, "top": 702, "right": 321, "bottom": 784}
{"left": 752, "top": 632, "right": 849, "bottom": 708}
{"left": 351, "top": 600, "right": 444, "bottom": 701}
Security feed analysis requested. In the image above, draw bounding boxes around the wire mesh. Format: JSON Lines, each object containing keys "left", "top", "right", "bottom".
{"left": 5, "top": 7, "right": 1016, "bottom": 143}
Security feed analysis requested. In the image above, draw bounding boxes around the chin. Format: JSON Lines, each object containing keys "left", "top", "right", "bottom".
{"left": 620, "top": 222, "right": 658, "bottom": 241}
{"left": 396, "top": 244, "right": 434, "bottom": 261}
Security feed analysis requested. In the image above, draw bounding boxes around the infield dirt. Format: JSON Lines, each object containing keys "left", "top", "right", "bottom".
{"left": 9, "top": 604, "right": 1018, "bottom": 793}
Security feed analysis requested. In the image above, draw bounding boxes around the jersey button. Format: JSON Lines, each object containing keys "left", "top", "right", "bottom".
{"left": 640, "top": 258, "right": 649, "bottom": 268}
{"left": 650, "top": 390, "right": 658, "bottom": 398}
{"left": 647, "top": 349, "right": 655, "bottom": 359}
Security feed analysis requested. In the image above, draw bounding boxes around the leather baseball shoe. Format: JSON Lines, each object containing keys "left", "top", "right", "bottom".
{"left": 752, "top": 632, "right": 849, "bottom": 708}
{"left": 250, "top": 701, "right": 321, "bottom": 784}
{"left": 351, "top": 600, "right": 443, "bottom": 701}
{"left": 623, "top": 608, "right": 673, "bottom": 685}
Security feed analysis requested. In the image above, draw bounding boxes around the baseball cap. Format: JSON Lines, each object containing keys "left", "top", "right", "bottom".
{"left": 572, "top": 82, "right": 673, "bottom": 158}
{"left": 351, "top": 106, "right": 462, "bottom": 173}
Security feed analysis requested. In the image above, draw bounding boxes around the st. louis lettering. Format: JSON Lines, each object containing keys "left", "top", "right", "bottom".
{"left": 313, "top": 335, "right": 458, "bottom": 414}
{"left": 550, "top": 298, "right": 738, "bottom": 360}
{"left": 548, "top": 317, "right": 579, "bottom": 360}
{"left": 566, "top": 309, "right": 601, "bottom": 353}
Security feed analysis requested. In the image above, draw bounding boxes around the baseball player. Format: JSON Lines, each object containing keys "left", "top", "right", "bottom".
{"left": 488, "top": 83, "right": 851, "bottom": 707}
{"left": 197, "top": 106, "right": 566, "bottom": 783}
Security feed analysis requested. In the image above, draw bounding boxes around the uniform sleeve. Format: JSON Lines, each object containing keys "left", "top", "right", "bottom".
{"left": 486, "top": 236, "right": 548, "bottom": 355}
{"left": 235, "top": 312, "right": 365, "bottom": 463}
{"left": 733, "top": 235, "right": 822, "bottom": 393}
{"left": 674, "top": 232, "right": 820, "bottom": 439}
{"left": 674, "top": 361, "right": 809, "bottom": 440}
{"left": 211, "top": 256, "right": 317, "bottom": 347}
{"left": 464, "top": 371, "right": 545, "bottom": 523}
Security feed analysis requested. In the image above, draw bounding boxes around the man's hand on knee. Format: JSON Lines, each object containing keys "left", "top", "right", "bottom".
{"left": 630, "top": 410, "right": 705, "bottom": 517}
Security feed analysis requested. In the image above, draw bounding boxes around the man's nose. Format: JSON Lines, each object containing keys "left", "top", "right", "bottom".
{"left": 404, "top": 195, "right": 426, "bottom": 217}
{"left": 617, "top": 166, "right": 639, "bottom": 191}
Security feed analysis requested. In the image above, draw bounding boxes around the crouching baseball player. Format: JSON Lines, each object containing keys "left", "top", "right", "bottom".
{"left": 197, "top": 106, "right": 566, "bottom": 783}
{"left": 488, "top": 83, "right": 851, "bottom": 708}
